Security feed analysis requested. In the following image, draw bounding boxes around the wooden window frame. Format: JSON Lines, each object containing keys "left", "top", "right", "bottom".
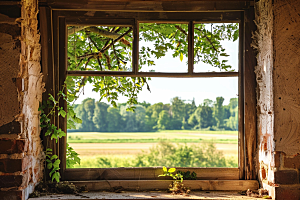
{"left": 39, "top": 1, "right": 257, "bottom": 188}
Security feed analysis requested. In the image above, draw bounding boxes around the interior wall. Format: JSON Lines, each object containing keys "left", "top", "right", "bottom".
{"left": 272, "top": 0, "right": 300, "bottom": 198}
{"left": 0, "top": 0, "right": 44, "bottom": 200}
{"left": 253, "top": 0, "right": 275, "bottom": 196}
{"left": 255, "top": 0, "right": 300, "bottom": 199}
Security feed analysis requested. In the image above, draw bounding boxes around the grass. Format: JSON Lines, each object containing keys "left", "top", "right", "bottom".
{"left": 71, "top": 155, "right": 136, "bottom": 168}
{"left": 66, "top": 130, "right": 239, "bottom": 168}
{"left": 67, "top": 130, "right": 238, "bottom": 143}
{"left": 67, "top": 138, "right": 237, "bottom": 144}
{"left": 71, "top": 153, "right": 238, "bottom": 168}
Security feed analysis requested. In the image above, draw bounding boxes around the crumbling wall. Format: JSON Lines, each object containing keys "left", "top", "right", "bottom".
{"left": 253, "top": 0, "right": 275, "bottom": 196}
{"left": 255, "top": 0, "right": 300, "bottom": 199}
{"left": 0, "top": 0, "right": 44, "bottom": 200}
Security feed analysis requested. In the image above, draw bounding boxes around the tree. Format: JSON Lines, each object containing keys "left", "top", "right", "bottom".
{"left": 106, "top": 107, "right": 122, "bottom": 132}
{"left": 120, "top": 105, "right": 146, "bottom": 132}
{"left": 155, "top": 110, "right": 171, "bottom": 130}
{"left": 93, "top": 102, "right": 109, "bottom": 131}
{"left": 199, "top": 99, "right": 215, "bottom": 129}
{"left": 213, "top": 96, "right": 225, "bottom": 128}
{"left": 75, "top": 98, "right": 95, "bottom": 131}
{"left": 66, "top": 23, "right": 239, "bottom": 110}
{"left": 170, "top": 97, "right": 185, "bottom": 129}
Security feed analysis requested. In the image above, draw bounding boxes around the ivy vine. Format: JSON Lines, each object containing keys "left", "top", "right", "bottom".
{"left": 39, "top": 84, "right": 82, "bottom": 182}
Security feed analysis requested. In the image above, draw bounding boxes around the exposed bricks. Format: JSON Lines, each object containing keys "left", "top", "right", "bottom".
{"left": 274, "top": 170, "right": 298, "bottom": 184}
{"left": 0, "top": 157, "right": 28, "bottom": 173}
{"left": 0, "top": 139, "right": 28, "bottom": 154}
{"left": 0, "top": 23, "right": 21, "bottom": 38}
{"left": 284, "top": 154, "right": 300, "bottom": 169}
{"left": 275, "top": 186, "right": 300, "bottom": 200}
{"left": 0, "top": 175, "right": 23, "bottom": 188}
{"left": 0, "top": 121, "right": 21, "bottom": 135}
{"left": 0, "top": 190, "right": 23, "bottom": 200}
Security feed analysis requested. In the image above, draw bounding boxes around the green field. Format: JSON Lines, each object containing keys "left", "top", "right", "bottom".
{"left": 67, "top": 130, "right": 238, "bottom": 143}
{"left": 67, "top": 130, "right": 238, "bottom": 168}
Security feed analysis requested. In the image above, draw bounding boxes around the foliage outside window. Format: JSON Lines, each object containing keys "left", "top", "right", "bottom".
{"left": 62, "top": 22, "right": 240, "bottom": 171}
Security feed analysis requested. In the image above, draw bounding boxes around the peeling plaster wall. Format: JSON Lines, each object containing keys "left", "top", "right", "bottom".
{"left": 0, "top": 0, "right": 44, "bottom": 200}
{"left": 255, "top": 0, "right": 300, "bottom": 199}
{"left": 0, "top": 24, "right": 21, "bottom": 127}
{"left": 254, "top": 0, "right": 275, "bottom": 190}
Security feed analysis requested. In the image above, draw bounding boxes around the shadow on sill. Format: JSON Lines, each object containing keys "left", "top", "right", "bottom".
{"left": 28, "top": 191, "right": 263, "bottom": 199}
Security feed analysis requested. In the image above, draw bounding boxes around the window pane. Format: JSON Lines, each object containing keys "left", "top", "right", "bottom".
{"left": 194, "top": 23, "right": 239, "bottom": 72}
{"left": 66, "top": 76, "right": 238, "bottom": 169}
{"left": 139, "top": 23, "right": 188, "bottom": 72}
{"left": 67, "top": 25, "right": 133, "bottom": 71}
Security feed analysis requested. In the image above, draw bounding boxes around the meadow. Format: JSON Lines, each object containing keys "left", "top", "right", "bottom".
{"left": 67, "top": 130, "right": 238, "bottom": 168}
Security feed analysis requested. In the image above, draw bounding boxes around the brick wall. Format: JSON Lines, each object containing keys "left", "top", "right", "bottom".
{"left": 0, "top": 0, "right": 44, "bottom": 200}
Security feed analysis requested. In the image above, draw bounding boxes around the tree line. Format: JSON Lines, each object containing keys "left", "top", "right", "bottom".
{"left": 70, "top": 96, "right": 238, "bottom": 132}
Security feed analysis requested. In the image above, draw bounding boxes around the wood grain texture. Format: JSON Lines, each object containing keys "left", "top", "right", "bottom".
{"left": 58, "top": 17, "right": 67, "bottom": 178}
{"left": 63, "top": 168, "right": 239, "bottom": 181}
{"left": 40, "top": 1, "right": 251, "bottom": 12}
{"left": 62, "top": 11, "right": 241, "bottom": 23}
{"left": 244, "top": 7, "right": 257, "bottom": 180}
{"left": 67, "top": 71, "right": 238, "bottom": 77}
{"left": 238, "top": 12, "right": 245, "bottom": 180}
{"left": 71, "top": 180, "right": 259, "bottom": 191}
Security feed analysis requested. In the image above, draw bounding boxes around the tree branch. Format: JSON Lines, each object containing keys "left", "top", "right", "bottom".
{"left": 112, "top": 42, "right": 121, "bottom": 70}
{"left": 68, "top": 26, "right": 88, "bottom": 36}
{"left": 76, "top": 28, "right": 132, "bottom": 60}
{"left": 195, "top": 28, "right": 218, "bottom": 52}
{"left": 175, "top": 25, "right": 187, "bottom": 36}
{"left": 100, "top": 27, "right": 133, "bottom": 53}
{"left": 68, "top": 26, "right": 122, "bottom": 40}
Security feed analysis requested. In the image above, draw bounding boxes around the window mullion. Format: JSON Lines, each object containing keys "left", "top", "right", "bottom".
{"left": 133, "top": 19, "right": 139, "bottom": 74}
{"left": 188, "top": 21, "right": 194, "bottom": 74}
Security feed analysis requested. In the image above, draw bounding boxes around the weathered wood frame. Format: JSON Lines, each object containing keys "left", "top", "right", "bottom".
{"left": 39, "top": 1, "right": 257, "bottom": 188}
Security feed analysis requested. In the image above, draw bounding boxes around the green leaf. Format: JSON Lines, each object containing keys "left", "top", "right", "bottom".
{"left": 180, "top": 52, "right": 183, "bottom": 62}
{"left": 58, "top": 130, "right": 66, "bottom": 138}
{"left": 163, "top": 166, "right": 167, "bottom": 172}
{"left": 220, "top": 53, "right": 229, "bottom": 57}
{"left": 53, "top": 159, "right": 61, "bottom": 168}
{"left": 74, "top": 117, "right": 82, "bottom": 124}
{"left": 45, "top": 129, "right": 52, "bottom": 136}
{"left": 59, "top": 110, "right": 66, "bottom": 118}
{"left": 52, "top": 172, "right": 60, "bottom": 182}
{"left": 47, "top": 162, "right": 53, "bottom": 169}
{"left": 168, "top": 168, "right": 176, "bottom": 173}
{"left": 48, "top": 94, "right": 56, "bottom": 103}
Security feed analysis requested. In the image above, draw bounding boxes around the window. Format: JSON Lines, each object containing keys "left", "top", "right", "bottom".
{"left": 40, "top": 1, "right": 257, "bottom": 188}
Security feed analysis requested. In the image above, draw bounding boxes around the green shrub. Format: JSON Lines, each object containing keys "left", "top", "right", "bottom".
{"left": 74, "top": 141, "right": 238, "bottom": 168}
{"left": 134, "top": 141, "right": 236, "bottom": 167}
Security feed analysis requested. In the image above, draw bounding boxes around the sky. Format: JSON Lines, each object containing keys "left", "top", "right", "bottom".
{"left": 73, "top": 28, "right": 239, "bottom": 106}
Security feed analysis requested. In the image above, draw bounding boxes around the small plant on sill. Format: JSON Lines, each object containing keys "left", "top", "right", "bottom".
{"left": 158, "top": 166, "right": 193, "bottom": 195}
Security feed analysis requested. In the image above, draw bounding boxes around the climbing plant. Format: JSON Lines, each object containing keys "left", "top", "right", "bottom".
{"left": 40, "top": 23, "right": 238, "bottom": 182}
{"left": 39, "top": 84, "right": 82, "bottom": 182}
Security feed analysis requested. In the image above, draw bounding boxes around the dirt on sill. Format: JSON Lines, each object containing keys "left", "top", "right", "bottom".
{"left": 28, "top": 191, "right": 265, "bottom": 199}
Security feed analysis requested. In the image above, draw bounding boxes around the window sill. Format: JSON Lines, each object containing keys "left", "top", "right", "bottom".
{"left": 71, "top": 180, "right": 259, "bottom": 191}
{"left": 28, "top": 190, "right": 260, "bottom": 200}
